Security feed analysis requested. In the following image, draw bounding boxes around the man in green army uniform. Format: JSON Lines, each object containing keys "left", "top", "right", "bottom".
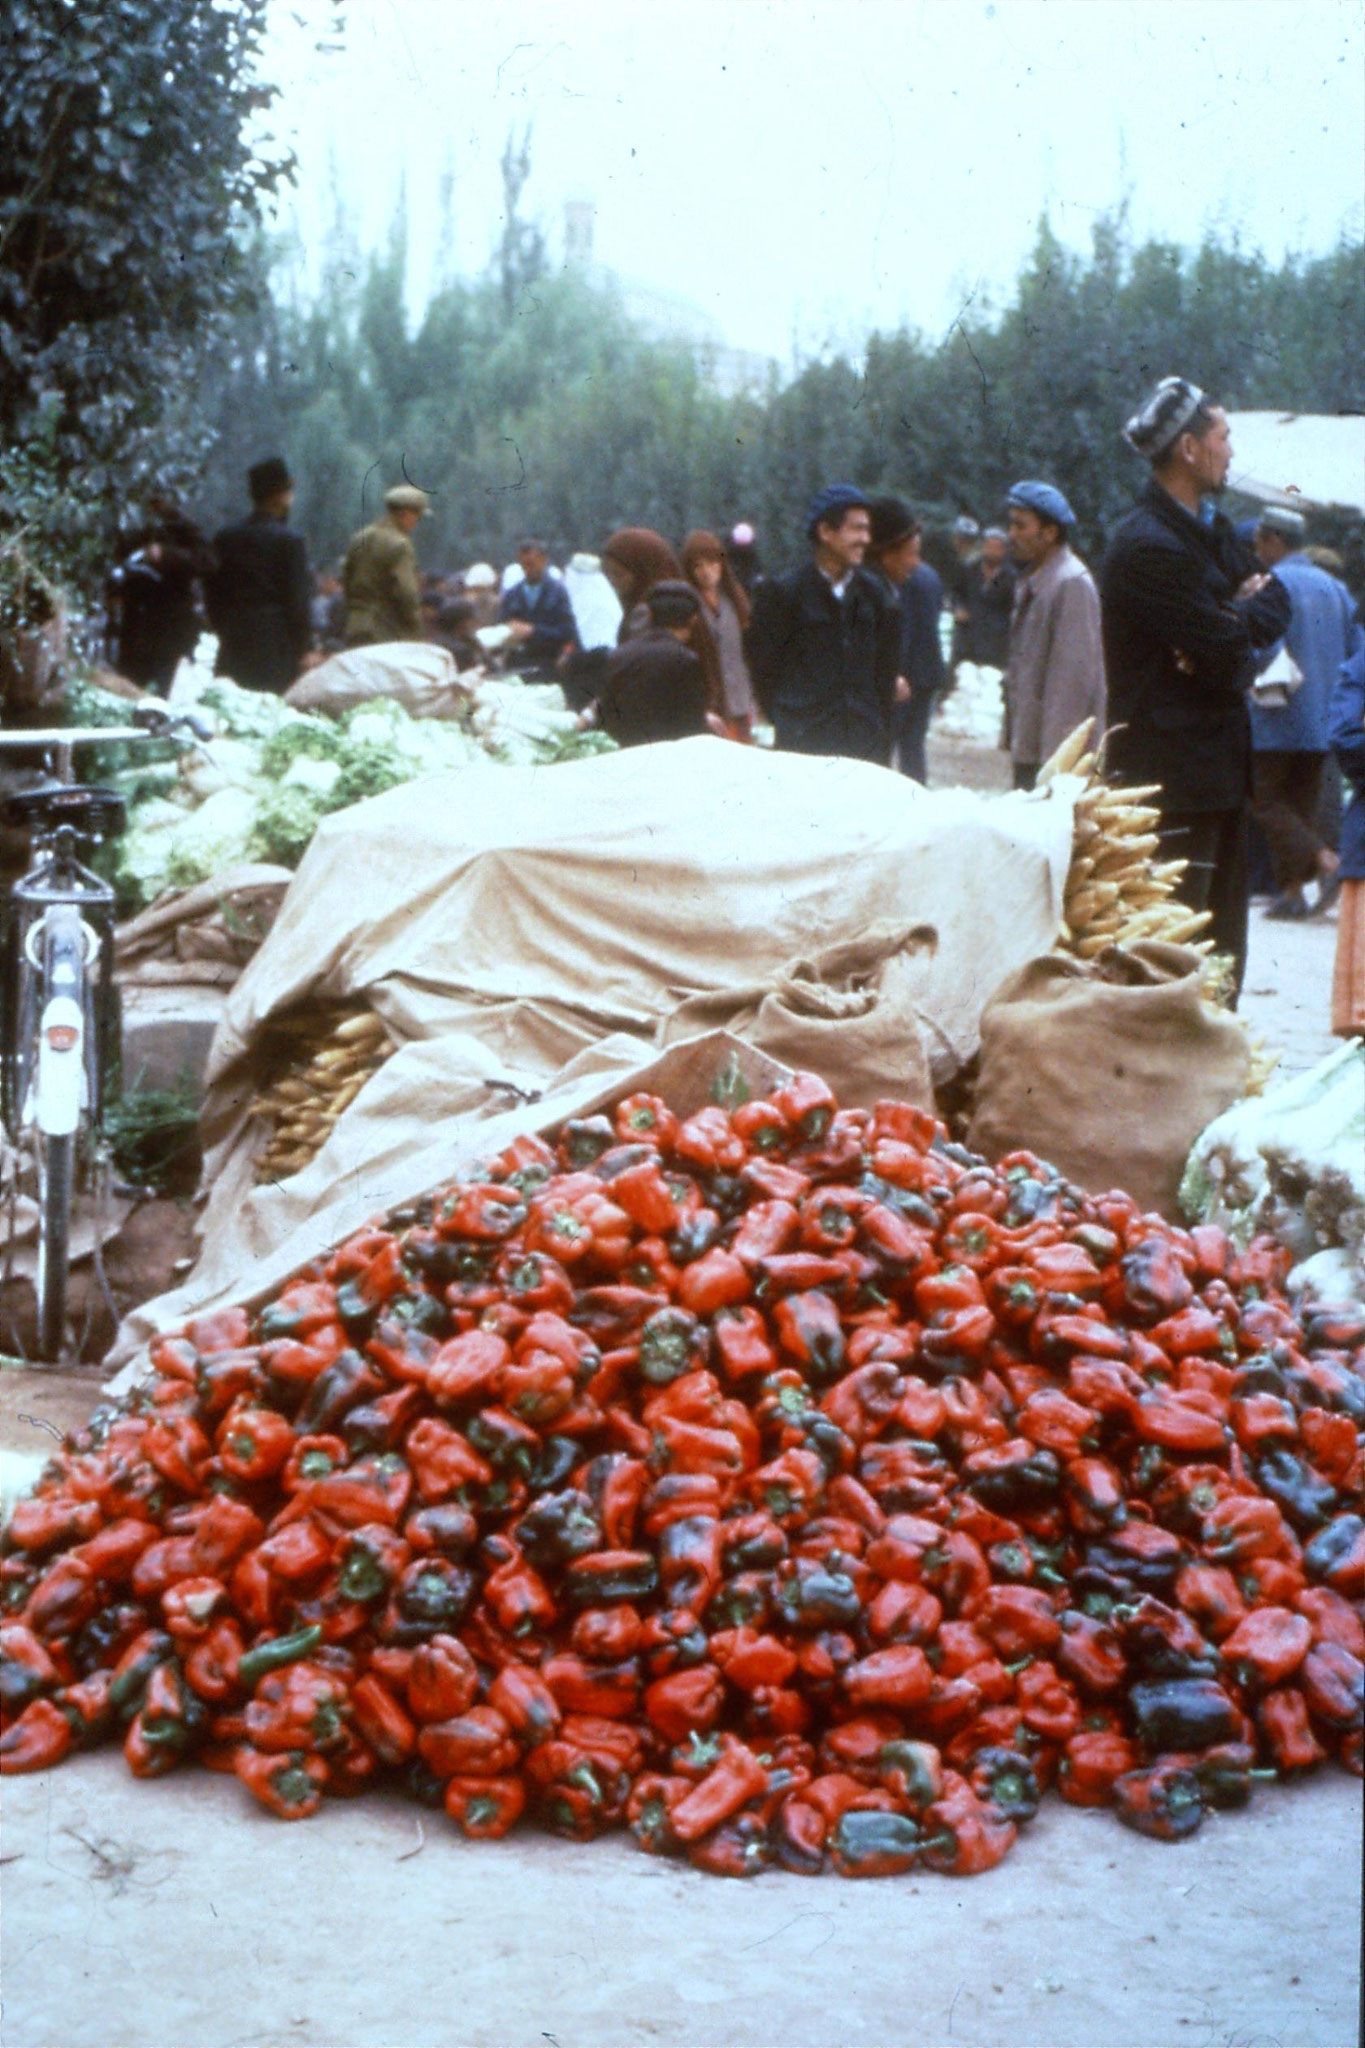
{"left": 342, "top": 484, "right": 430, "bottom": 645}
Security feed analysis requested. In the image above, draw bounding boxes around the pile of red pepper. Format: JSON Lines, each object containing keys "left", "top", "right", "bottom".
{"left": 2, "top": 1072, "right": 1361, "bottom": 1877}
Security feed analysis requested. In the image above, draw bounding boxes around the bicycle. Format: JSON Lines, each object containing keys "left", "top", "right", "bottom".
{"left": 0, "top": 703, "right": 207, "bottom": 1361}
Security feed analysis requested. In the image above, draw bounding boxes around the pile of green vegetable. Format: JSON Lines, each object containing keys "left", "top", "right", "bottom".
{"left": 65, "top": 677, "right": 614, "bottom": 913}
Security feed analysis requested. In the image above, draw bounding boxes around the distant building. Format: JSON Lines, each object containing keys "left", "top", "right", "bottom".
{"left": 562, "top": 200, "right": 773, "bottom": 400}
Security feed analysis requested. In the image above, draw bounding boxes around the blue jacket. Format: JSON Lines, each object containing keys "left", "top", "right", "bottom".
{"left": 1329, "top": 637, "right": 1365, "bottom": 879}
{"left": 498, "top": 572, "right": 580, "bottom": 667}
{"left": 1251, "top": 553, "right": 1363, "bottom": 753}
{"left": 899, "top": 562, "right": 946, "bottom": 696}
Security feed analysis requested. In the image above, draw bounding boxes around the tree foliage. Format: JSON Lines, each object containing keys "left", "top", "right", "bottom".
{"left": 0, "top": 0, "right": 291, "bottom": 601}
{"left": 199, "top": 187, "right": 1364, "bottom": 584}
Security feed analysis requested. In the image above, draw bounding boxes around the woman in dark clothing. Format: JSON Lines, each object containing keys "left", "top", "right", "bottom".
{"left": 602, "top": 526, "right": 723, "bottom": 715}
{"left": 682, "top": 528, "right": 755, "bottom": 739}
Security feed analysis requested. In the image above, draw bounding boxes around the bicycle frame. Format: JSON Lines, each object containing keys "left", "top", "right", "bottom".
{"left": 3, "top": 827, "right": 118, "bottom": 1144}
{"left": 1, "top": 707, "right": 207, "bottom": 1357}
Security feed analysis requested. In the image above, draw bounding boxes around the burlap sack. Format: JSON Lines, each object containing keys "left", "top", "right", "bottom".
{"left": 660, "top": 922, "right": 940, "bottom": 1107}
{"left": 284, "top": 643, "right": 468, "bottom": 721}
{"left": 115, "top": 863, "right": 292, "bottom": 989}
{"left": 968, "top": 942, "right": 1251, "bottom": 1217}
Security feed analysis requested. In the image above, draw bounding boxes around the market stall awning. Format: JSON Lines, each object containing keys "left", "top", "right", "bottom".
{"left": 1226, "top": 411, "right": 1365, "bottom": 514}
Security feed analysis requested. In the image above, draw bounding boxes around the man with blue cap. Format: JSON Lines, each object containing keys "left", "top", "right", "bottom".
{"left": 1100, "top": 377, "right": 1291, "bottom": 997}
{"left": 745, "top": 484, "right": 900, "bottom": 761}
{"left": 1247, "top": 504, "right": 1359, "bottom": 919}
{"left": 1002, "top": 480, "right": 1106, "bottom": 790}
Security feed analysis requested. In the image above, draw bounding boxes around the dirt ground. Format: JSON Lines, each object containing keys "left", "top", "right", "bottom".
{"left": 1, "top": 1756, "right": 1358, "bottom": 2048}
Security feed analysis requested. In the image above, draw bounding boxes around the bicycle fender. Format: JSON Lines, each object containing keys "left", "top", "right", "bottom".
{"left": 35, "top": 995, "right": 86, "bottom": 1136}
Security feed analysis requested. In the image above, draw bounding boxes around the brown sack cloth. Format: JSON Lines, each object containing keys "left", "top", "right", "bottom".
{"left": 968, "top": 942, "right": 1250, "bottom": 1217}
{"left": 660, "top": 921, "right": 939, "bottom": 1108}
{"left": 115, "top": 864, "right": 292, "bottom": 989}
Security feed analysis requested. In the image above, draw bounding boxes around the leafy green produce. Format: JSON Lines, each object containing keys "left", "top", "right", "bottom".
{"left": 85, "top": 669, "right": 614, "bottom": 913}
{"left": 104, "top": 1081, "right": 201, "bottom": 1197}
{"left": 248, "top": 786, "right": 333, "bottom": 868}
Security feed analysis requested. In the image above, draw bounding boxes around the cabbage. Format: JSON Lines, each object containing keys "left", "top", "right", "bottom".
{"left": 162, "top": 786, "right": 259, "bottom": 890}
{"left": 180, "top": 737, "right": 263, "bottom": 802}
{"left": 100, "top": 663, "right": 616, "bottom": 912}
{"left": 249, "top": 785, "right": 332, "bottom": 867}
{"left": 282, "top": 754, "right": 343, "bottom": 797}
{"left": 199, "top": 679, "right": 307, "bottom": 743}
{"left": 260, "top": 722, "right": 345, "bottom": 777}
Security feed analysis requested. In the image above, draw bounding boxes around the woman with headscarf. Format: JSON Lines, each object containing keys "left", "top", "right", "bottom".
{"left": 682, "top": 529, "right": 756, "bottom": 740}
{"left": 601, "top": 529, "right": 684, "bottom": 641}
{"left": 601, "top": 526, "right": 723, "bottom": 717}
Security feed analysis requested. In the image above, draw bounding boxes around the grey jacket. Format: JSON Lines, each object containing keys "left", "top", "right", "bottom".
{"left": 1005, "top": 544, "right": 1106, "bottom": 767}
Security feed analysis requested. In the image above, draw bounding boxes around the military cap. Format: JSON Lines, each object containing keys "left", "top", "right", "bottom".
{"left": 384, "top": 484, "right": 431, "bottom": 515}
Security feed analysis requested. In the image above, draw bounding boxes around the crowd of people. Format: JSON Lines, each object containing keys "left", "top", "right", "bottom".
{"left": 102, "top": 375, "right": 1364, "bottom": 1036}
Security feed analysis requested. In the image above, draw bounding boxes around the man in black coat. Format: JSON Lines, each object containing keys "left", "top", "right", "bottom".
{"left": 745, "top": 484, "right": 900, "bottom": 763}
{"left": 1101, "top": 378, "right": 1291, "bottom": 998}
{"left": 591, "top": 582, "right": 711, "bottom": 749}
{"left": 205, "top": 457, "right": 314, "bottom": 694}
{"left": 106, "top": 494, "right": 214, "bottom": 693}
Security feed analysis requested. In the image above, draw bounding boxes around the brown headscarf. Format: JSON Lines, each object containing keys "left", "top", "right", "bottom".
{"left": 601, "top": 528, "right": 683, "bottom": 631}
{"left": 681, "top": 529, "right": 751, "bottom": 632}
{"left": 603, "top": 526, "right": 723, "bottom": 714}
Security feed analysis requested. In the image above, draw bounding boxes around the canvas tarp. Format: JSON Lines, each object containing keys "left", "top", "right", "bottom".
{"left": 207, "top": 738, "right": 1076, "bottom": 1082}
{"left": 108, "top": 740, "right": 1077, "bottom": 1371}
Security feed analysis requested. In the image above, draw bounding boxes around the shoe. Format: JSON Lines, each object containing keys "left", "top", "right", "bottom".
{"left": 1314, "top": 870, "right": 1343, "bottom": 916}
{"left": 1264, "top": 893, "right": 1312, "bottom": 921}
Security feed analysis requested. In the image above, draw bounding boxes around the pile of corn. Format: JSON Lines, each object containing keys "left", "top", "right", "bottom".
{"left": 1038, "top": 728, "right": 1213, "bottom": 962}
{"left": 250, "top": 1008, "right": 393, "bottom": 1182}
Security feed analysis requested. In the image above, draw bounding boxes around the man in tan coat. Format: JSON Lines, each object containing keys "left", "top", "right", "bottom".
{"left": 1002, "top": 479, "right": 1106, "bottom": 789}
{"left": 342, "top": 484, "right": 429, "bottom": 645}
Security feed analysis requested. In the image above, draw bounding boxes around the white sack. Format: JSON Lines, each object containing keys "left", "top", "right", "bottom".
{"left": 285, "top": 643, "right": 470, "bottom": 721}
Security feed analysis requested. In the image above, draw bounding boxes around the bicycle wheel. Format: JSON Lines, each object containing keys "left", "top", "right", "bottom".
{"left": 35, "top": 1129, "right": 75, "bottom": 1361}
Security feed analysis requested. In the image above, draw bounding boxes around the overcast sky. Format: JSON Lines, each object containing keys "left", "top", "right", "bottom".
{"left": 261, "top": 0, "right": 1365, "bottom": 364}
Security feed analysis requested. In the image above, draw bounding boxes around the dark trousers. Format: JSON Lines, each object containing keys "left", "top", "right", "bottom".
{"left": 1013, "top": 762, "right": 1038, "bottom": 792}
{"left": 1251, "top": 750, "right": 1326, "bottom": 892}
{"left": 1158, "top": 805, "right": 1250, "bottom": 1002}
{"left": 893, "top": 687, "right": 936, "bottom": 783}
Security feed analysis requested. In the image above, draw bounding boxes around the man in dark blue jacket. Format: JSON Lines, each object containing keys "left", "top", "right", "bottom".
{"left": 205, "top": 457, "right": 313, "bottom": 694}
{"left": 1249, "top": 505, "right": 1361, "bottom": 919}
{"left": 1101, "top": 378, "right": 1291, "bottom": 996}
{"left": 498, "top": 539, "right": 580, "bottom": 677}
{"left": 745, "top": 484, "right": 900, "bottom": 763}
{"left": 866, "top": 496, "right": 945, "bottom": 782}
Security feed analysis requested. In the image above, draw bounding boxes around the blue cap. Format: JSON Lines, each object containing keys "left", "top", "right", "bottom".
{"left": 1007, "top": 479, "right": 1076, "bottom": 530}
{"left": 807, "top": 482, "right": 869, "bottom": 538}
